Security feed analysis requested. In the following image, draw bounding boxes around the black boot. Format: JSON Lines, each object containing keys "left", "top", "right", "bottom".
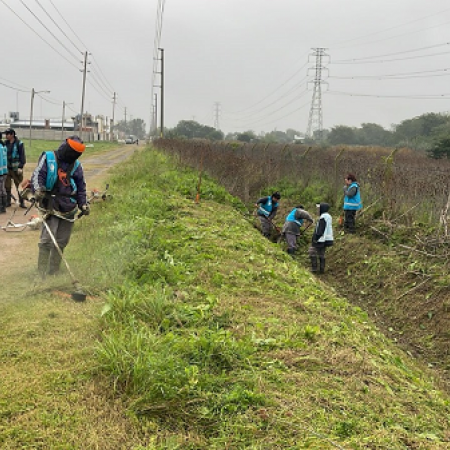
{"left": 287, "top": 248, "right": 296, "bottom": 257}
{"left": 38, "top": 246, "right": 51, "bottom": 278}
{"left": 319, "top": 257, "right": 325, "bottom": 274}
{"left": 0, "top": 195, "right": 5, "bottom": 213}
{"left": 19, "top": 196, "right": 26, "bottom": 209}
{"left": 5, "top": 191, "right": 11, "bottom": 207}
{"left": 310, "top": 256, "right": 318, "bottom": 273}
{"left": 48, "top": 249, "right": 63, "bottom": 275}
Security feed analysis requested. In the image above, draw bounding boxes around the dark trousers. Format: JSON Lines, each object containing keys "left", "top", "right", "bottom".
{"left": 344, "top": 210, "right": 356, "bottom": 233}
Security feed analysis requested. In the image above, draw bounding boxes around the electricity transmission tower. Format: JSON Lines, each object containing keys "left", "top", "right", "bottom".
{"left": 213, "top": 101, "right": 221, "bottom": 130}
{"left": 306, "top": 48, "right": 329, "bottom": 140}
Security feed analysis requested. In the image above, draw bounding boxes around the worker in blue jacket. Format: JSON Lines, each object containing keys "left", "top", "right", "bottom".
{"left": 255, "top": 191, "right": 281, "bottom": 238}
{"left": 281, "top": 205, "right": 313, "bottom": 256}
{"left": 30, "top": 136, "right": 90, "bottom": 277}
{"left": 343, "top": 173, "right": 362, "bottom": 234}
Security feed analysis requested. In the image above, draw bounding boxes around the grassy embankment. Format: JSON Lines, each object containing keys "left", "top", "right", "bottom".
{"left": 74, "top": 148, "right": 450, "bottom": 448}
{"left": 1, "top": 146, "right": 450, "bottom": 448}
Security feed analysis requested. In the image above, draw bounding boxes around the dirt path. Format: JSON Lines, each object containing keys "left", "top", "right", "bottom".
{"left": 0, "top": 145, "right": 136, "bottom": 283}
{"left": 0, "top": 145, "right": 144, "bottom": 449}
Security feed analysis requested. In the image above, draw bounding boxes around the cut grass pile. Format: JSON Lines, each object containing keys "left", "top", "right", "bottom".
{"left": 65, "top": 148, "right": 450, "bottom": 449}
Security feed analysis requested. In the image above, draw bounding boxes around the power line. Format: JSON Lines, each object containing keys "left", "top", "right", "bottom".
{"left": 331, "top": 50, "right": 450, "bottom": 65}
{"left": 0, "top": 0, "right": 79, "bottom": 69}
{"left": 332, "top": 7, "right": 450, "bottom": 50}
{"left": 326, "top": 90, "right": 450, "bottom": 99}
{"left": 34, "top": 0, "right": 82, "bottom": 54}
{"left": 48, "top": 0, "right": 89, "bottom": 50}
{"left": 18, "top": 0, "right": 80, "bottom": 60}
{"left": 332, "top": 42, "right": 450, "bottom": 63}
{"left": 225, "top": 57, "right": 309, "bottom": 115}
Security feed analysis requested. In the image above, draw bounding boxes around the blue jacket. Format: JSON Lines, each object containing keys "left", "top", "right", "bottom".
{"left": 257, "top": 196, "right": 279, "bottom": 218}
{"left": 31, "top": 151, "right": 86, "bottom": 214}
{"left": 344, "top": 182, "right": 362, "bottom": 211}
{"left": 0, "top": 143, "right": 7, "bottom": 176}
{"left": 286, "top": 208, "right": 303, "bottom": 227}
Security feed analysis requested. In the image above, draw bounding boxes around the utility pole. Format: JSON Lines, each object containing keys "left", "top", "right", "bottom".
{"left": 213, "top": 102, "right": 221, "bottom": 130}
{"left": 124, "top": 107, "right": 127, "bottom": 125}
{"left": 159, "top": 48, "right": 164, "bottom": 138}
{"left": 306, "top": 48, "right": 329, "bottom": 140}
{"left": 111, "top": 92, "right": 116, "bottom": 141}
{"left": 79, "top": 51, "right": 89, "bottom": 141}
{"left": 62, "top": 101, "right": 73, "bottom": 140}
{"left": 29, "top": 88, "right": 50, "bottom": 148}
{"left": 153, "top": 93, "right": 158, "bottom": 136}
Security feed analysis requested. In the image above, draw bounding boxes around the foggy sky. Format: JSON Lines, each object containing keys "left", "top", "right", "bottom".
{"left": 2, "top": 0, "right": 450, "bottom": 136}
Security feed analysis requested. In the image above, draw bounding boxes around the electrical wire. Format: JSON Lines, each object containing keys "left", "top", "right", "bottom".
{"left": 34, "top": 0, "right": 82, "bottom": 54}
{"left": 18, "top": 0, "right": 80, "bottom": 60}
{"left": 225, "top": 57, "right": 310, "bottom": 115}
{"left": 48, "top": 0, "right": 89, "bottom": 50}
{"left": 331, "top": 50, "right": 450, "bottom": 65}
{"left": 332, "top": 7, "right": 450, "bottom": 50}
{"left": 329, "top": 67, "right": 450, "bottom": 80}
{"left": 332, "top": 42, "right": 450, "bottom": 63}
{"left": 0, "top": 0, "right": 79, "bottom": 69}
{"left": 326, "top": 90, "right": 450, "bottom": 100}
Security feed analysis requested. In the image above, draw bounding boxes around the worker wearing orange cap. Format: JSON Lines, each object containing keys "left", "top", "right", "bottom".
{"left": 30, "top": 136, "right": 89, "bottom": 277}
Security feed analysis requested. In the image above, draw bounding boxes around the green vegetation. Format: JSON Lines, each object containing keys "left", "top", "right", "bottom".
{"left": 64, "top": 148, "right": 450, "bottom": 448}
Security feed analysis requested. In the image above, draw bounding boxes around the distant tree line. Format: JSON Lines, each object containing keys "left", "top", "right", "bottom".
{"left": 161, "top": 112, "right": 450, "bottom": 159}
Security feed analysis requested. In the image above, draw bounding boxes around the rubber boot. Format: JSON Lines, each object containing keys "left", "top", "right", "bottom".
{"left": 0, "top": 195, "right": 5, "bottom": 213}
{"left": 19, "top": 194, "right": 26, "bottom": 209}
{"left": 38, "top": 246, "right": 51, "bottom": 278}
{"left": 287, "top": 248, "right": 296, "bottom": 258}
{"left": 48, "top": 249, "right": 63, "bottom": 275}
{"left": 5, "top": 191, "right": 11, "bottom": 207}
{"left": 319, "top": 257, "right": 325, "bottom": 274}
{"left": 310, "top": 256, "right": 318, "bottom": 273}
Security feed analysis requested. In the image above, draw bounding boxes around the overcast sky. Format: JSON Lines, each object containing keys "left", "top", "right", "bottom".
{"left": 2, "top": 0, "right": 450, "bottom": 136}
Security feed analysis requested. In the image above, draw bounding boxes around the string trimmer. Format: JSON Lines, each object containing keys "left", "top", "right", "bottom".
{"left": 41, "top": 214, "right": 87, "bottom": 302}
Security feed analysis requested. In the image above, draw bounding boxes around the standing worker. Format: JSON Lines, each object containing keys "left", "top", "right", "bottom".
{"left": 343, "top": 173, "right": 362, "bottom": 234}
{"left": 308, "top": 203, "right": 333, "bottom": 274}
{"left": 30, "top": 136, "right": 90, "bottom": 277}
{"left": 282, "top": 205, "right": 313, "bottom": 256}
{"left": 255, "top": 191, "right": 281, "bottom": 239}
{"left": 4, "top": 128, "right": 26, "bottom": 208}
{"left": 0, "top": 133, "right": 7, "bottom": 213}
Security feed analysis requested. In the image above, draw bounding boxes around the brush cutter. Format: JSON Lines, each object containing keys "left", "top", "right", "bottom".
{"left": 0, "top": 209, "right": 42, "bottom": 232}
{"left": 88, "top": 183, "right": 112, "bottom": 202}
{"left": 41, "top": 216, "right": 87, "bottom": 302}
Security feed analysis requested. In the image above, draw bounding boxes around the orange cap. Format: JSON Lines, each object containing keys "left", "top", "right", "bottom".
{"left": 67, "top": 138, "right": 86, "bottom": 153}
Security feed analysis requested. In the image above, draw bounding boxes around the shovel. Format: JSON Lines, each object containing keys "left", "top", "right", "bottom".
{"left": 42, "top": 218, "right": 87, "bottom": 302}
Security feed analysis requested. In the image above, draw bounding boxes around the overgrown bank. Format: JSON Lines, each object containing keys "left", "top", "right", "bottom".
{"left": 68, "top": 148, "right": 450, "bottom": 449}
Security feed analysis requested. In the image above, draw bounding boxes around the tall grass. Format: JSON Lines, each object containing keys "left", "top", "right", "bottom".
{"left": 67, "top": 147, "right": 450, "bottom": 448}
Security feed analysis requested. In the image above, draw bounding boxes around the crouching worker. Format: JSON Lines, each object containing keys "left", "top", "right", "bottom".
{"left": 255, "top": 191, "right": 281, "bottom": 239}
{"left": 282, "top": 205, "right": 313, "bottom": 256}
{"left": 30, "top": 136, "right": 90, "bottom": 277}
{"left": 308, "top": 203, "right": 333, "bottom": 273}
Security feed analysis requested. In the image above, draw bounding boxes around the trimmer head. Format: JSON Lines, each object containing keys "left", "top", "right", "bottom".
{"left": 72, "top": 281, "right": 87, "bottom": 302}
{"left": 71, "top": 290, "right": 87, "bottom": 302}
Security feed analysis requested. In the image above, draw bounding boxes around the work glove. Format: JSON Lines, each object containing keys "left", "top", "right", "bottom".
{"left": 81, "top": 204, "right": 90, "bottom": 216}
{"left": 17, "top": 168, "right": 23, "bottom": 176}
{"left": 35, "top": 188, "right": 46, "bottom": 201}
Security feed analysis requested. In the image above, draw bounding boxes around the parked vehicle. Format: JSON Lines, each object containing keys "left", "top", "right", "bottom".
{"left": 125, "top": 135, "right": 138, "bottom": 144}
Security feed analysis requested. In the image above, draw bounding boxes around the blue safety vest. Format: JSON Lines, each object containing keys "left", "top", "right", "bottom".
{"left": 286, "top": 208, "right": 303, "bottom": 227}
{"left": 258, "top": 196, "right": 278, "bottom": 217}
{"left": 344, "top": 182, "right": 362, "bottom": 211}
{"left": 45, "top": 151, "right": 79, "bottom": 198}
